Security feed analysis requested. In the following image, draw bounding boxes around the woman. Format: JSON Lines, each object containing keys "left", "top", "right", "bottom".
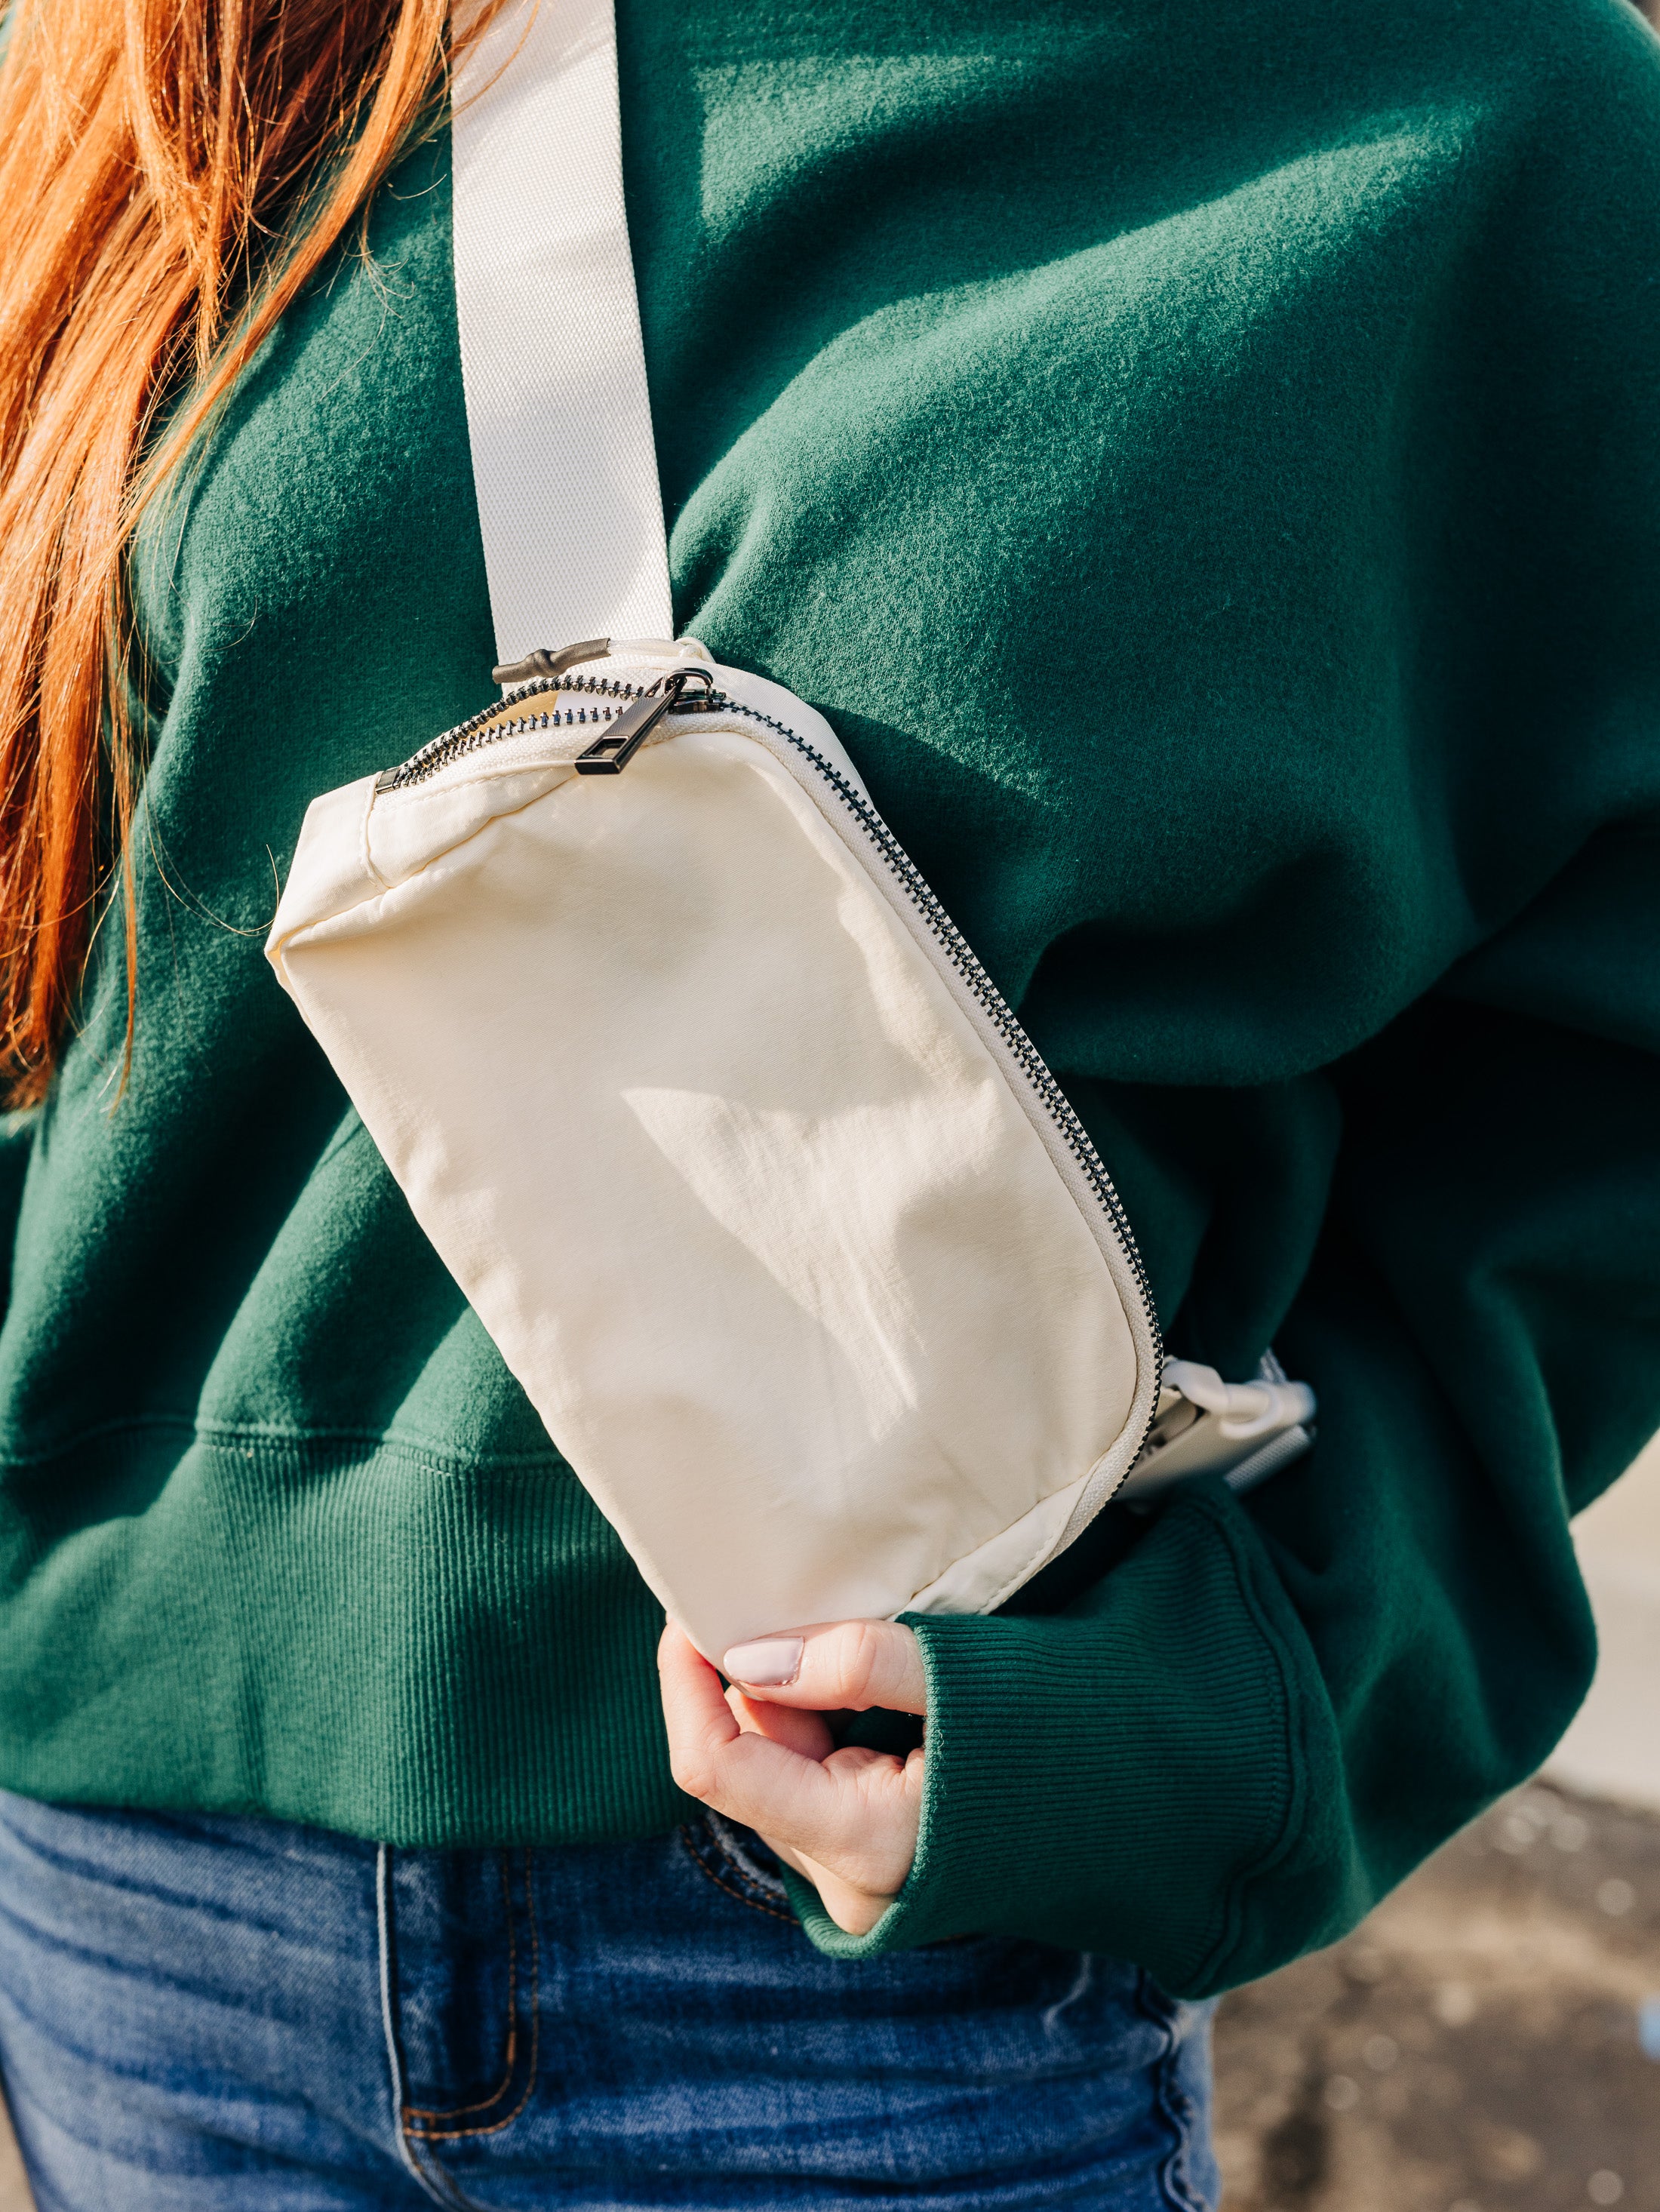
{"left": 0, "top": 0, "right": 1657, "bottom": 2201}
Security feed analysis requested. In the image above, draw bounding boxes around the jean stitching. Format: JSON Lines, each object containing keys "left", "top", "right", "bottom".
{"left": 403, "top": 2140, "right": 481, "bottom": 2212}
{"left": 376, "top": 1845, "right": 454, "bottom": 2210}
{"left": 403, "top": 1853, "right": 519, "bottom": 2123}
{"left": 404, "top": 1850, "right": 541, "bottom": 2144}
{"left": 704, "top": 1811, "right": 791, "bottom": 1903}
{"left": 678, "top": 1821, "right": 798, "bottom": 1924}
{"left": 1136, "top": 1972, "right": 1211, "bottom": 2212}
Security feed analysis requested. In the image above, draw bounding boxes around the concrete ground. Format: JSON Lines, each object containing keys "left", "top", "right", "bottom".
{"left": 0, "top": 2109, "right": 20, "bottom": 2212}
{"left": 1548, "top": 1440, "right": 1660, "bottom": 1812}
{"left": 1216, "top": 1438, "right": 1660, "bottom": 2212}
{"left": 1214, "top": 1777, "right": 1660, "bottom": 2212}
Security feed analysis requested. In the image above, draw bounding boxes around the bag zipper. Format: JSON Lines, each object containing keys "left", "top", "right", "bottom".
{"left": 375, "top": 662, "right": 1164, "bottom": 1456}
{"left": 375, "top": 666, "right": 672, "bottom": 792}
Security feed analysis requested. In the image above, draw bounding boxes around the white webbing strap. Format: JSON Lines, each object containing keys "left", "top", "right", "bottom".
{"left": 450, "top": 0, "right": 673, "bottom": 669}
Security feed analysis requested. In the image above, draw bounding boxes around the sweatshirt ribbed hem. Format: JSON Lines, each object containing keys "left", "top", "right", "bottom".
{"left": 0, "top": 1423, "right": 688, "bottom": 1847}
{"left": 784, "top": 1487, "right": 1304, "bottom": 1997}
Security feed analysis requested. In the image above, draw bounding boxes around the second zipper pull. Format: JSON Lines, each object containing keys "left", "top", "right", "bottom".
{"left": 574, "top": 668, "right": 712, "bottom": 774}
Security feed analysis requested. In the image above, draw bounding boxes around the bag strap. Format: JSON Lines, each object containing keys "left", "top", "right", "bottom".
{"left": 450, "top": 0, "right": 674, "bottom": 671}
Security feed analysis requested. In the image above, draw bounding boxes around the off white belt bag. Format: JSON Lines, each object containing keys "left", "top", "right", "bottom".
{"left": 265, "top": 0, "right": 1313, "bottom": 1661}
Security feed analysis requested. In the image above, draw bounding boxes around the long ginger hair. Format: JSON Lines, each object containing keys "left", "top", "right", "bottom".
{"left": 0, "top": 0, "right": 494, "bottom": 1104}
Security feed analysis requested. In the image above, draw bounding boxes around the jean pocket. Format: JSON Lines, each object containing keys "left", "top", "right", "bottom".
{"left": 678, "top": 1811, "right": 800, "bottom": 1924}
{"left": 390, "top": 1845, "right": 540, "bottom": 2148}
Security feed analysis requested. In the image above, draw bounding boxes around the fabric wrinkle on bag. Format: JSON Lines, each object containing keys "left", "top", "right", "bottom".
{"left": 267, "top": 645, "right": 1162, "bottom": 1657}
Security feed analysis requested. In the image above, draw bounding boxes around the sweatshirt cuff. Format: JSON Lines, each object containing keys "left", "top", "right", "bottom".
{"left": 782, "top": 1486, "right": 1310, "bottom": 1995}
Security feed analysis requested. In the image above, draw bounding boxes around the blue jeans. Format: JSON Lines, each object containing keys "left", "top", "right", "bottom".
{"left": 0, "top": 1791, "right": 1217, "bottom": 2210}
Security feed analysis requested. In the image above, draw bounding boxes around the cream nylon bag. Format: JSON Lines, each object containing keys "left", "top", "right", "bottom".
{"left": 266, "top": 0, "right": 1311, "bottom": 1660}
{"left": 268, "top": 642, "right": 1164, "bottom": 1658}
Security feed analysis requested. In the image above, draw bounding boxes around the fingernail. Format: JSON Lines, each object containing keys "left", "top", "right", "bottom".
{"left": 722, "top": 1635, "right": 804, "bottom": 1687}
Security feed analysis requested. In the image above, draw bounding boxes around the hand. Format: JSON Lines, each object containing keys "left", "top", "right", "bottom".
{"left": 657, "top": 1618, "right": 928, "bottom": 1936}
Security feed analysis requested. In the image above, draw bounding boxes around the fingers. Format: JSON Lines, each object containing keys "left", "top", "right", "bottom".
{"left": 656, "top": 1623, "right": 841, "bottom": 1838}
{"left": 758, "top": 1831, "right": 901, "bottom": 1937}
{"left": 759, "top": 1740, "right": 927, "bottom": 1921}
{"left": 656, "top": 1622, "right": 924, "bottom": 1924}
{"left": 726, "top": 1684, "right": 835, "bottom": 1760}
{"left": 656, "top": 1620, "right": 741, "bottom": 1799}
{"left": 721, "top": 1619, "right": 927, "bottom": 1716}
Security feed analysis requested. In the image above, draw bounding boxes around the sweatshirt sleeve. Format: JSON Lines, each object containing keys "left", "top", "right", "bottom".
{"left": 788, "top": 836, "right": 1660, "bottom": 1990}
{"left": 784, "top": 15, "right": 1660, "bottom": 1990}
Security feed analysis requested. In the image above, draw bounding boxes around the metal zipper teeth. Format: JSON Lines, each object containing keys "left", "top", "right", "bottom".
{"left": 376, "top": 673, "right": 645, "bottom": 792}
{"left": 377, "top": 678, "right": 1163, "bottom": 1378}
{"left": 710, "top": 692, "right": 1162, "bottom": 1358}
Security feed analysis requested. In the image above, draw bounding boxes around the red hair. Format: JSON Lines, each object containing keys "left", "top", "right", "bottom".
{"left": 0, "top": 0, "right": 498, "bottom": 1100}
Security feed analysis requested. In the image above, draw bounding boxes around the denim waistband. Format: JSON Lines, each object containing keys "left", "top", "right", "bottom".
{"left": 0, "top": 1790, "right": 1218, "bottom": 2210}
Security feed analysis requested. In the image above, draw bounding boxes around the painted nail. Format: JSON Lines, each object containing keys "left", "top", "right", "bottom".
{"left": 722, "top": 1635, "right": 804, "bottom": 1687}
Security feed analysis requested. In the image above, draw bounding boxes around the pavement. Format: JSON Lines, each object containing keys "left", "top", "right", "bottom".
{"left": 0, "top": 2112, "right": 20, "bottom": 2212}
{"left": 1214, "top": 1777, "right": 1660, "bottom": 2212}
{"left": 1216, "top": 1438, "right": 1660, "bottom": 2210}
{"left": 1548, "top": 1438, "right": 1660, "bottom": 1811}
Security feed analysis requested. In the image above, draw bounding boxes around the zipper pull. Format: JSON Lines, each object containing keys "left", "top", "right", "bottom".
{"left": 575, "top": 668, "right": 712, "bottom": 774}
{"left": 492, "top": 638, "right": 610, "bottom": 688}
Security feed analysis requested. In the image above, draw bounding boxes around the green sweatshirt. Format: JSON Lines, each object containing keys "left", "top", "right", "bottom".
{"left": 4, "top": 0, "right": 1659, "bottom": 1996}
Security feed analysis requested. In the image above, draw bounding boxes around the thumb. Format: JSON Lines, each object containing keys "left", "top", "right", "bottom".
{"left": 721, "top": 1620, "right": 927, "bottom": 1716}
